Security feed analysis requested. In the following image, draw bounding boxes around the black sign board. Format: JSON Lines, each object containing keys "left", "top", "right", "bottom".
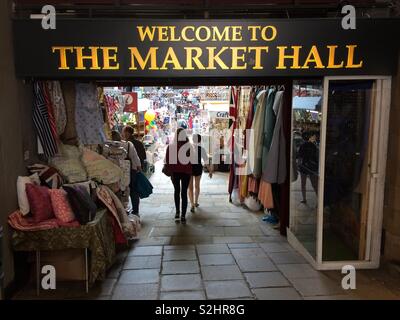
{"left": 12, "top": 18, "right": 400, "bottom": 78}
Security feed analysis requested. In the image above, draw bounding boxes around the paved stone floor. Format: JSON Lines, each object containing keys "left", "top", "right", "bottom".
{"left": 13, "top": 161, "right": 400, "bottom": 300}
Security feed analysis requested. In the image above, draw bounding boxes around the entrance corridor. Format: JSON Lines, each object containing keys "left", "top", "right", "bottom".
{"left": 13, "top": 162, "right": 400, "bottom": 300}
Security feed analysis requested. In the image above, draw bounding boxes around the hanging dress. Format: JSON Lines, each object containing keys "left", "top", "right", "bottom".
{"left": 75, "top": 83, "right": 106, "bottom": 145}
{"left": 32, "top": 81, "right": 58, "bottom": 158}
{"left": 228, "top": 86, "right": 239, "bottom": 197}
{"left": 46, "top": 81, "right": 67, "bottom": 136}
{"left": 258, "top": 90, "right": 286, "bottom": 209}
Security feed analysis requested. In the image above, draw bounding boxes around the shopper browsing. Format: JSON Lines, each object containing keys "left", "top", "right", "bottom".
{"left": 114, "top": 129, "right": 142, "bottom": 216}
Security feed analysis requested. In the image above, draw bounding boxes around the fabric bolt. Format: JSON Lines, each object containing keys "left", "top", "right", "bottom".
{"left": 47, "top": 81, "right": 67, "bottom": 135}
{"left": 75, "top": 83, "right": 106, "bottom": 145}
{"left": 48, "top": 189, "right": 75, "bottom": 223}
{"left": 262, "top": 91, "right": 287, "bottom": 184}
{"left": 261, "top": 88, "right": 277, "bottom": 173}
{"left": 32, "top": 81, "right": 58, "bottom": 158}
{"left": 25, "top": 184, "right": 55, "bottom": 223}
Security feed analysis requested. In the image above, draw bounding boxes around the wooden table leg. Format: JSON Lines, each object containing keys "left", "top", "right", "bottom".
{"left": 85, "top": 248, "right": 89, "bottom": 294}
{"left": 36, "top": 250, "right": 40, "bottom": 296}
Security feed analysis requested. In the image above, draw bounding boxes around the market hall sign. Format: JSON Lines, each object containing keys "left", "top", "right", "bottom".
{"left": 13, "top": 19, "right": 399, "bottom": 78}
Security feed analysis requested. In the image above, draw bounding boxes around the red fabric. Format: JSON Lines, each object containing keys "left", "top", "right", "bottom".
{"left": 228, "top": 86, "right": 239, "bottom": 196}
{"left": 25, "top": 183, "right": 55, "bottom": 223}
{"left": 165, "top": 142, "right": 192, "bottom": 175}
{"left": 41, "top": 81, "right": 59, "bottom": 144}
{"left": 109, "top": 213, "right": 127, "bottom": 244}
{"left": 8, "top": 210, "right": 79, "bottom": 232}
{"left": 48, "top": 189, "right": 75, "bottom": 223}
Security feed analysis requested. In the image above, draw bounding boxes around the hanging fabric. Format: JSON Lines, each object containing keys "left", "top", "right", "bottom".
{"left": 247, "top": 88, "right": 267, "bottom": 178}
{"left": 228, "top": 86, "right": 239, "bottom": 196}
{"left": 46, "top": 81, "right": 67, "bottom": 136}
{"left": 60, "top": 81, "right": 79, "bottom": 146}
{"left": 32, "top": 81, "right": 58, "bottom": 158}
{"left": 75, "top": 82, "right": 106, "bottom": 145}
{"left": 262, "top": 91, "right": 287, "bottom": 184}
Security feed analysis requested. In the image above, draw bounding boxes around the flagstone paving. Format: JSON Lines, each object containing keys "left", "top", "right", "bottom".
{"left": 12, "top": 162, "right": 400, "bottom": 300}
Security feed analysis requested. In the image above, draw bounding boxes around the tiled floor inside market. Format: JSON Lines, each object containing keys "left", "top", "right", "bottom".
{"left": 13, "top": 162, "right": 400, "bottom": 300}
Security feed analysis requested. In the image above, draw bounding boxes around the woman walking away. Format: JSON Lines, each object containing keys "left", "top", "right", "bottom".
{"left": 165, "top": 128, "right": 193, "bottom": 224}
{"left": 189, "top": 134, "right": 213, "bottom": 213}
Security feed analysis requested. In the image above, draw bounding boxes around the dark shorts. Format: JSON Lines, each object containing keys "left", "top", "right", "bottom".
{"left": 192, "top": 164, "right": 203, "bottom": 177}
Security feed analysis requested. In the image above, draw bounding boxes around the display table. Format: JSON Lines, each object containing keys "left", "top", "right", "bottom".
{"left": 11, "top": 209, "right": 116, "bottom": 295}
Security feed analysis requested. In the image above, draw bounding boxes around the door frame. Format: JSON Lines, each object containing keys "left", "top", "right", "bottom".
{"left": 288, "top": 75, "right": 392, "bottom": 270}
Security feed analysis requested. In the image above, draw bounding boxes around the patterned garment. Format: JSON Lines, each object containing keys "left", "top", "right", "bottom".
{"left": 75, "top": 83, "right": 106, "bottom": 145}
{"left": 11, "top": 209, "right": 115, "bottom": 286}
{"left": 33, "top": 82, "right": 58, "bottom": 158}
{"left": 8, "top": 210, "right": 79, "bottom": 232}
{"left": 46, "top": 81, "right": 67, "bottom": 135}
{"left": 28, "top": 163, "right": 64, "bottom": 189}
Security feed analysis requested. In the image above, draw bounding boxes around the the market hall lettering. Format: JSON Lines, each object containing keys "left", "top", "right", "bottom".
{"left": 13, "top": 19, "right": 399, "bottom": 77}
{"left": 50, "top": 24, "right": 363, "bottom": 72}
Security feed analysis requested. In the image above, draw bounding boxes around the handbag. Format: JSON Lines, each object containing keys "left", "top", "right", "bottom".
{"left": 162, "top": 164, "right": 172, "bottom": 177}
{"left": 134, "top": 172, "right": 153, "bottom": 199}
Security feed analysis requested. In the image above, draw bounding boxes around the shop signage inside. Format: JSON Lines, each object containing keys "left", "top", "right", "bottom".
{"left": 12, "top": 19, "right": 399, "bottom": 78}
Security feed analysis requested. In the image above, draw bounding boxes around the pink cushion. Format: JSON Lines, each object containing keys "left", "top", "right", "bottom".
{"left": 48, "top": 189, "right": 75, "bottom": 223}
{"left": 25, "top": 184, "right": 55, "bottom": 223}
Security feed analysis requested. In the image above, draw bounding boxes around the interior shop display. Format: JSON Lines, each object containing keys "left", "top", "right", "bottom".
{"left": 227, "top": 85, "right": 287, "bottom": 223}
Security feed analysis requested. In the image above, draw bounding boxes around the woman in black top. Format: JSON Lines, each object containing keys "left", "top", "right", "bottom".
{"left": 189, "top": 134, "right": 213, "bottom": 213}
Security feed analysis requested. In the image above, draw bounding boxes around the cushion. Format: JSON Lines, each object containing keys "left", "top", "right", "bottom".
{"left": 49, "top": 157, "right": 88, "bottom": 184}
{"left": 17, "top": 173, "right": 41, "bottom": 215}
{"left": 48, "top": 189, "right": 75, "bottom": 223}
{"left": 28, "top": 163, "right": 64, "bottom": 189}
{"left": 63, "top": 185, "right": 97, "bottom": 225}
{"left": 25, "top": 184, "right": 55, "bottom": 223}
{"left": 81, "top": 148, "right": 122, "bottom": 185}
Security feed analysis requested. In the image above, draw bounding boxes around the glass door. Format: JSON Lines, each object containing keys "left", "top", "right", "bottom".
{"left": 288, "top": 76, "right": 391, "bottom": 270}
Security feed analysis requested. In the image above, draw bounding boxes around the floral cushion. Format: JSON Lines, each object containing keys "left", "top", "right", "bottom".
{"left": 48, "top": 189, "right": 75, "bottom": 223}
{"left": 25, "top": 183, "right": 55, "bottom": 223}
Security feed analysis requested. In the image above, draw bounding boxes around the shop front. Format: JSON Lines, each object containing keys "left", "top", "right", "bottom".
{"left": 12, "top": 17, "right": 399, "bottom": 271}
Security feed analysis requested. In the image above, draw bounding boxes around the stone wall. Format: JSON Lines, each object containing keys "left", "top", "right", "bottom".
{"left": 0, "top": 0, "right": 38, "bottom": 289}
